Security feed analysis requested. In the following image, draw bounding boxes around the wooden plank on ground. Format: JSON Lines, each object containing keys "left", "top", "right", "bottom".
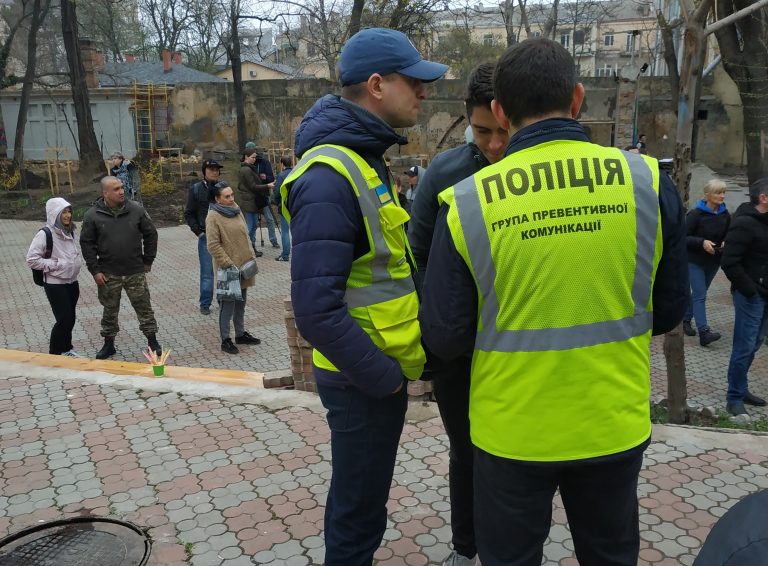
{"left": 0, "top": 349, "right": 264, "bottom": 388}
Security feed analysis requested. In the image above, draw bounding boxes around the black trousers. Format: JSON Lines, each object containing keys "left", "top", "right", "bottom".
{"left": 474, "top": 443, "right": 646, "bottom": 566}
{"left": 432, "top": 357, "right": 475, "bottom": 558}
{"left": 43, "top": 281, "right": 79, "bottom": 355}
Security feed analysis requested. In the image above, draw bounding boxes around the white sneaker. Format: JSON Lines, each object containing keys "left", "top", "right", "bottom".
{"left": 443, "top": 551, "right": 477, "bottom": 566}
{"left": 62, "top": 350, "right": 82, "bottom": 357}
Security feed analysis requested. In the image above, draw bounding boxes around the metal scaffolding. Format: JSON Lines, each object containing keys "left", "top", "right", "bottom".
{"left": 132, "top": 82, "right": 170, "bottom": 154}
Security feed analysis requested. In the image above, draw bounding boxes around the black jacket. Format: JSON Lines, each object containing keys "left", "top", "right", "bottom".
{"left": 80, "top": 198, "right": 158, "bottom": 276}
{"left": 721, "top": 204, "right": 768, "bottom": 298}
{"left": 686, "top": 200, "right": 730, "bottom": 267}
{"left": 408, "top": 143, "right": 489, "bottom": 291}
{"left": 419, "top": 118, "right": 689, "bottom": 364}
{"left": 184, "top": 179, "right": 217, "bottom": 236}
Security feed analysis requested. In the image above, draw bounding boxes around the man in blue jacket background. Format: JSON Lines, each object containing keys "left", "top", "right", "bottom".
{"left": 283, "top": 28, "right": 447, "bottom": 565}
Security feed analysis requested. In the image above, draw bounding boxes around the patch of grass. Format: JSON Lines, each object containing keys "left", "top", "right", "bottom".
{"left": 651, "top": 402, "right": 768, "bottom": 432}
{"left": 184, "top": 542, "right": 194, "bottom": 558}
{"left": 72, "top": 206, "right": 88, "bottom": 220}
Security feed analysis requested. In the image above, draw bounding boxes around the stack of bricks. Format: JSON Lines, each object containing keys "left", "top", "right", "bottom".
{"left": 284, "top": 297, "right": 316, "bottom": 393}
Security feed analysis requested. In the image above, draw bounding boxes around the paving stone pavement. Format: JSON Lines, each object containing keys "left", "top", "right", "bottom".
{"left": 2, "top": 174, "right": 768, "bottom": 564}
{"left": 0, "top": 366, "right": 767, "bottom": 565}
{"left": 0, "top": 220, "right": 292, "bottom": 373}
{"left": 3, "top": 198, "right": 768, "bottom": 418}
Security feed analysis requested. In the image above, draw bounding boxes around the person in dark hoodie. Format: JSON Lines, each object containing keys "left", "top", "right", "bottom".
{"left": 279, "top": 28, "right": 447, "bottom": 566}
{"left": 185, "top": 159, "right": 225, "bottom": 315}
{"left": 419, "top": 39, "right": 687, "bottom": 566}
{"left": 80, "top": 176, "right": 161, "bottom": 360}
{"left": 244, "top": 141, "right": 279, "bottom": 248}
{"left": 720, "top": 177, "right": 768, "bottom": 417}
{"left": 407, "top": 62, "right": 509, "bottom": 566}
{"left": 683, "top": 179, "right": 730, "bottom": 346}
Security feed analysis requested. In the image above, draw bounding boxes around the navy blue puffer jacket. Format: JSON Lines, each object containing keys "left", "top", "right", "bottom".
{"left": 286, "top": 95, "right": 410, "bottom": 398}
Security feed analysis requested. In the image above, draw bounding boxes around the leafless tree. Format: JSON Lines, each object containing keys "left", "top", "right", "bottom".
{"left": 61, "top": 0, "right": 103, "bottom": 175}
{"left": 181, "top": 0, "right": 227, "bottom": 72}
{"left": 138, "top": 0, "right": 193, "bottom": 56}
{"left": 713, "top": 0, "right": 768, "bottom": 186}
{"left": 13, "top": 0, "right": 52, "bottom": 188}
{"left": 0, "top": 0, "right": 35, "bottom": 88}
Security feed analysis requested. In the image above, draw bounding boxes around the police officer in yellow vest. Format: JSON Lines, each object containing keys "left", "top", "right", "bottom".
{"left": 280, "top": 28, "right": 446, "bottom": 566}
{"left": 420, "top": 39, "right": 688, "bottom": 565}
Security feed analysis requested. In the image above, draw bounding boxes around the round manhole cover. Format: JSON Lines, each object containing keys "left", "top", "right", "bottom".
{"left": 0, "top": 517, "right": 151, "bottom": 566}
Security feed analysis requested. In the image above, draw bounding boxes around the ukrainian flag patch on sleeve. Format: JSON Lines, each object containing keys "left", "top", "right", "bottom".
{"left": 374, "top": 184, "right": 393, "bottom": 206}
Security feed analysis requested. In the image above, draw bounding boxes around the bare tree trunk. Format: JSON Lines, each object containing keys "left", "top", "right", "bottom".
{"left": 502, "top": 0, "right": 516, "bottom": 46}
{"left": 61, "top": 0, "right": 102, "bottom": 177}
{"left": 349, "top": 0, "right": 365, "bottom": 38}
{"left": 714, "top": 0, "right": 768, "bottom": 186}
{"left": 13, "top": 0, "right": 46, "bottom": 189}
{"left": 517, "top": 0, "right": 532, "bottom": 39}
{"left": 656, "top": 11, "right": 680, "bottom": 113}
{"left": 667, "top": 24, "right": 704, "bottom": 422}
{"left": 229, "top": 4, "right": 247, "bottom": 152}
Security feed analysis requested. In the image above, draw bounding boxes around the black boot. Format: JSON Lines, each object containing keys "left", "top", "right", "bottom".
{"left": 147, "top": 335, "right": 162, "bottom": 357}
{"left": 700, "top": 329, "right": 721, "bottom": 346}
{"left": 96, "top": 337, "right": 116, "bottom": 360}
{"left": 682, "top": 320, "right": 696, "bottom": 336}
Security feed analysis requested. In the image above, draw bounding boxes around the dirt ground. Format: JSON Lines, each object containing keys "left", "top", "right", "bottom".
{"left": 0, "top": 164, "right": 201, "bottom": 228}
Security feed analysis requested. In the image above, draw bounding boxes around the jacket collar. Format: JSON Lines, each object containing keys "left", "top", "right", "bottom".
{"left": 506, "top": 118, "right": 589, "bottom": 156}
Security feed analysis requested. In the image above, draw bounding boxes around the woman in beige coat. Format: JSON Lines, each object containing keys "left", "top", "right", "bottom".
{"left": 205, "top": 182, "right": 260, "bottom": 354}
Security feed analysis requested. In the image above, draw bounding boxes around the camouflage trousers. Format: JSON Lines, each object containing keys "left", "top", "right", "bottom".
{"left": 97, "top": 272, "right": 158, "bottom": 338}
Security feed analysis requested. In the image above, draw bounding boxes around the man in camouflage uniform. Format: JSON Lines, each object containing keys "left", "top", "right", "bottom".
{"left": 80, "top": 176, "right": 161, "bottom": 359}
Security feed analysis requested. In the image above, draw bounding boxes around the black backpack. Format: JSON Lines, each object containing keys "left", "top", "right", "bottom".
{"left": 32, "top": 227, "right": 53, "bottom": 286}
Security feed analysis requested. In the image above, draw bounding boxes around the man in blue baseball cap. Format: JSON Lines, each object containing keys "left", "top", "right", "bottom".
{"left": 277, "top": 28, "right": 446, "bottom": 565}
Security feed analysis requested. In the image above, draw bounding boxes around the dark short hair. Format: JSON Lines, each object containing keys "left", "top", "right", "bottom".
{"left": 280, "top": 155, "right": 293, "bottom": 168}
{"left": 465, "top": 63, "right": 495, "bottom": 118}
{"left": 209, "top": 181, "right": 231, "bottom": 202}
{"left": 749, "top": 177, "right": 768, "bottom": 204}
{"left": 493, "top": 38, "right": 576, "bottom": 127}
{"left": 243, "top": 148, "right": 257, "bottom": 160}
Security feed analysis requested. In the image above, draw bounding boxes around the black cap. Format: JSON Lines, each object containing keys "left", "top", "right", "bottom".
{"left": 405, "top": 166, "right": 419, "bottom": 177}
{"left": 201, "top": 159, "right": 223, "bottom": 173}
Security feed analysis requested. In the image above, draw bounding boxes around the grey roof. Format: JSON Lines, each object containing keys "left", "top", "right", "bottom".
{"left": 98, "top": 62, "right": 226, "bottom": 87}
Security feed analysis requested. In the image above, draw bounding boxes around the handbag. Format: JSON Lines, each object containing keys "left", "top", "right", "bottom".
{"left": 216, "top": 266, "right": 243, "bottom": 301}
{"left": 239, "top": 259, "right": 259, "bottom": 279}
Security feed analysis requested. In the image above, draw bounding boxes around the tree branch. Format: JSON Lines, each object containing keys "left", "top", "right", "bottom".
{"left": 705, "top": 0, "right": 768, "bottom": 36}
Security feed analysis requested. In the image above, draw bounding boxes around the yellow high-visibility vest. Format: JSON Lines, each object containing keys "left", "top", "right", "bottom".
{"left": 440, "top": 140, "right": 662, "bottom": 461}
{"left": 282, "top": 144, "right": 426, "bottom": 380}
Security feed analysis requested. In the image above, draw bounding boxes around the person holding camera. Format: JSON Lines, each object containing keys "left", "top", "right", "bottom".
{"left": 683, "top": 179, "right": 730, "bottom": 346}
{"left": 205, "top": 181, "right": 261, "bottom": 354}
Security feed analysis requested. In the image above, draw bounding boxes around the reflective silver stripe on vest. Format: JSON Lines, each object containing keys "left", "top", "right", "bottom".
{"left": 297, "top": 146, "right": 415, "bottom": 310}
{"left": 454, "top": 152, "right": 658, "bottom": 353}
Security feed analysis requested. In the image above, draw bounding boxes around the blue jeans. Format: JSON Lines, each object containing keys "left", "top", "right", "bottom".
{"left": 278, "top": 214, "right": 291, "bottom": 259}
{"left": 317, "top": 382, "right": 407, "bottom": 566}
{"left": 726, "top": 291, "right": 768, "bottom": 402}
{"left": 245, "top": 208, "right": 277, "bottom": 246}
{"left": 684, "top": 262, "right": 720, "bottom": 331}
{"left": 198, "top": 235, "right": 214, "bottom": 309}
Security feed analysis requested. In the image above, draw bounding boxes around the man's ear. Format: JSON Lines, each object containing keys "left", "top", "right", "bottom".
{"left": 366, "top": 73, "right": 384, "bottom": 101}
{"left": 571, "top": 83, "right": 585, "bottom": 119}
{"left": 491, "top": 99, "right": 511, "bottom": 132}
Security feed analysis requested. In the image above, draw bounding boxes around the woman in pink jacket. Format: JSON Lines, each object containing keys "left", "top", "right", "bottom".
{"left": 26, "top": 197, "right": 82, "bottom": 356}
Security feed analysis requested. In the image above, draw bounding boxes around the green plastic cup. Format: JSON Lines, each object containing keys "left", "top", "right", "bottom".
{"left": 152, "top": 364, "right": 165, "bottom": 377}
